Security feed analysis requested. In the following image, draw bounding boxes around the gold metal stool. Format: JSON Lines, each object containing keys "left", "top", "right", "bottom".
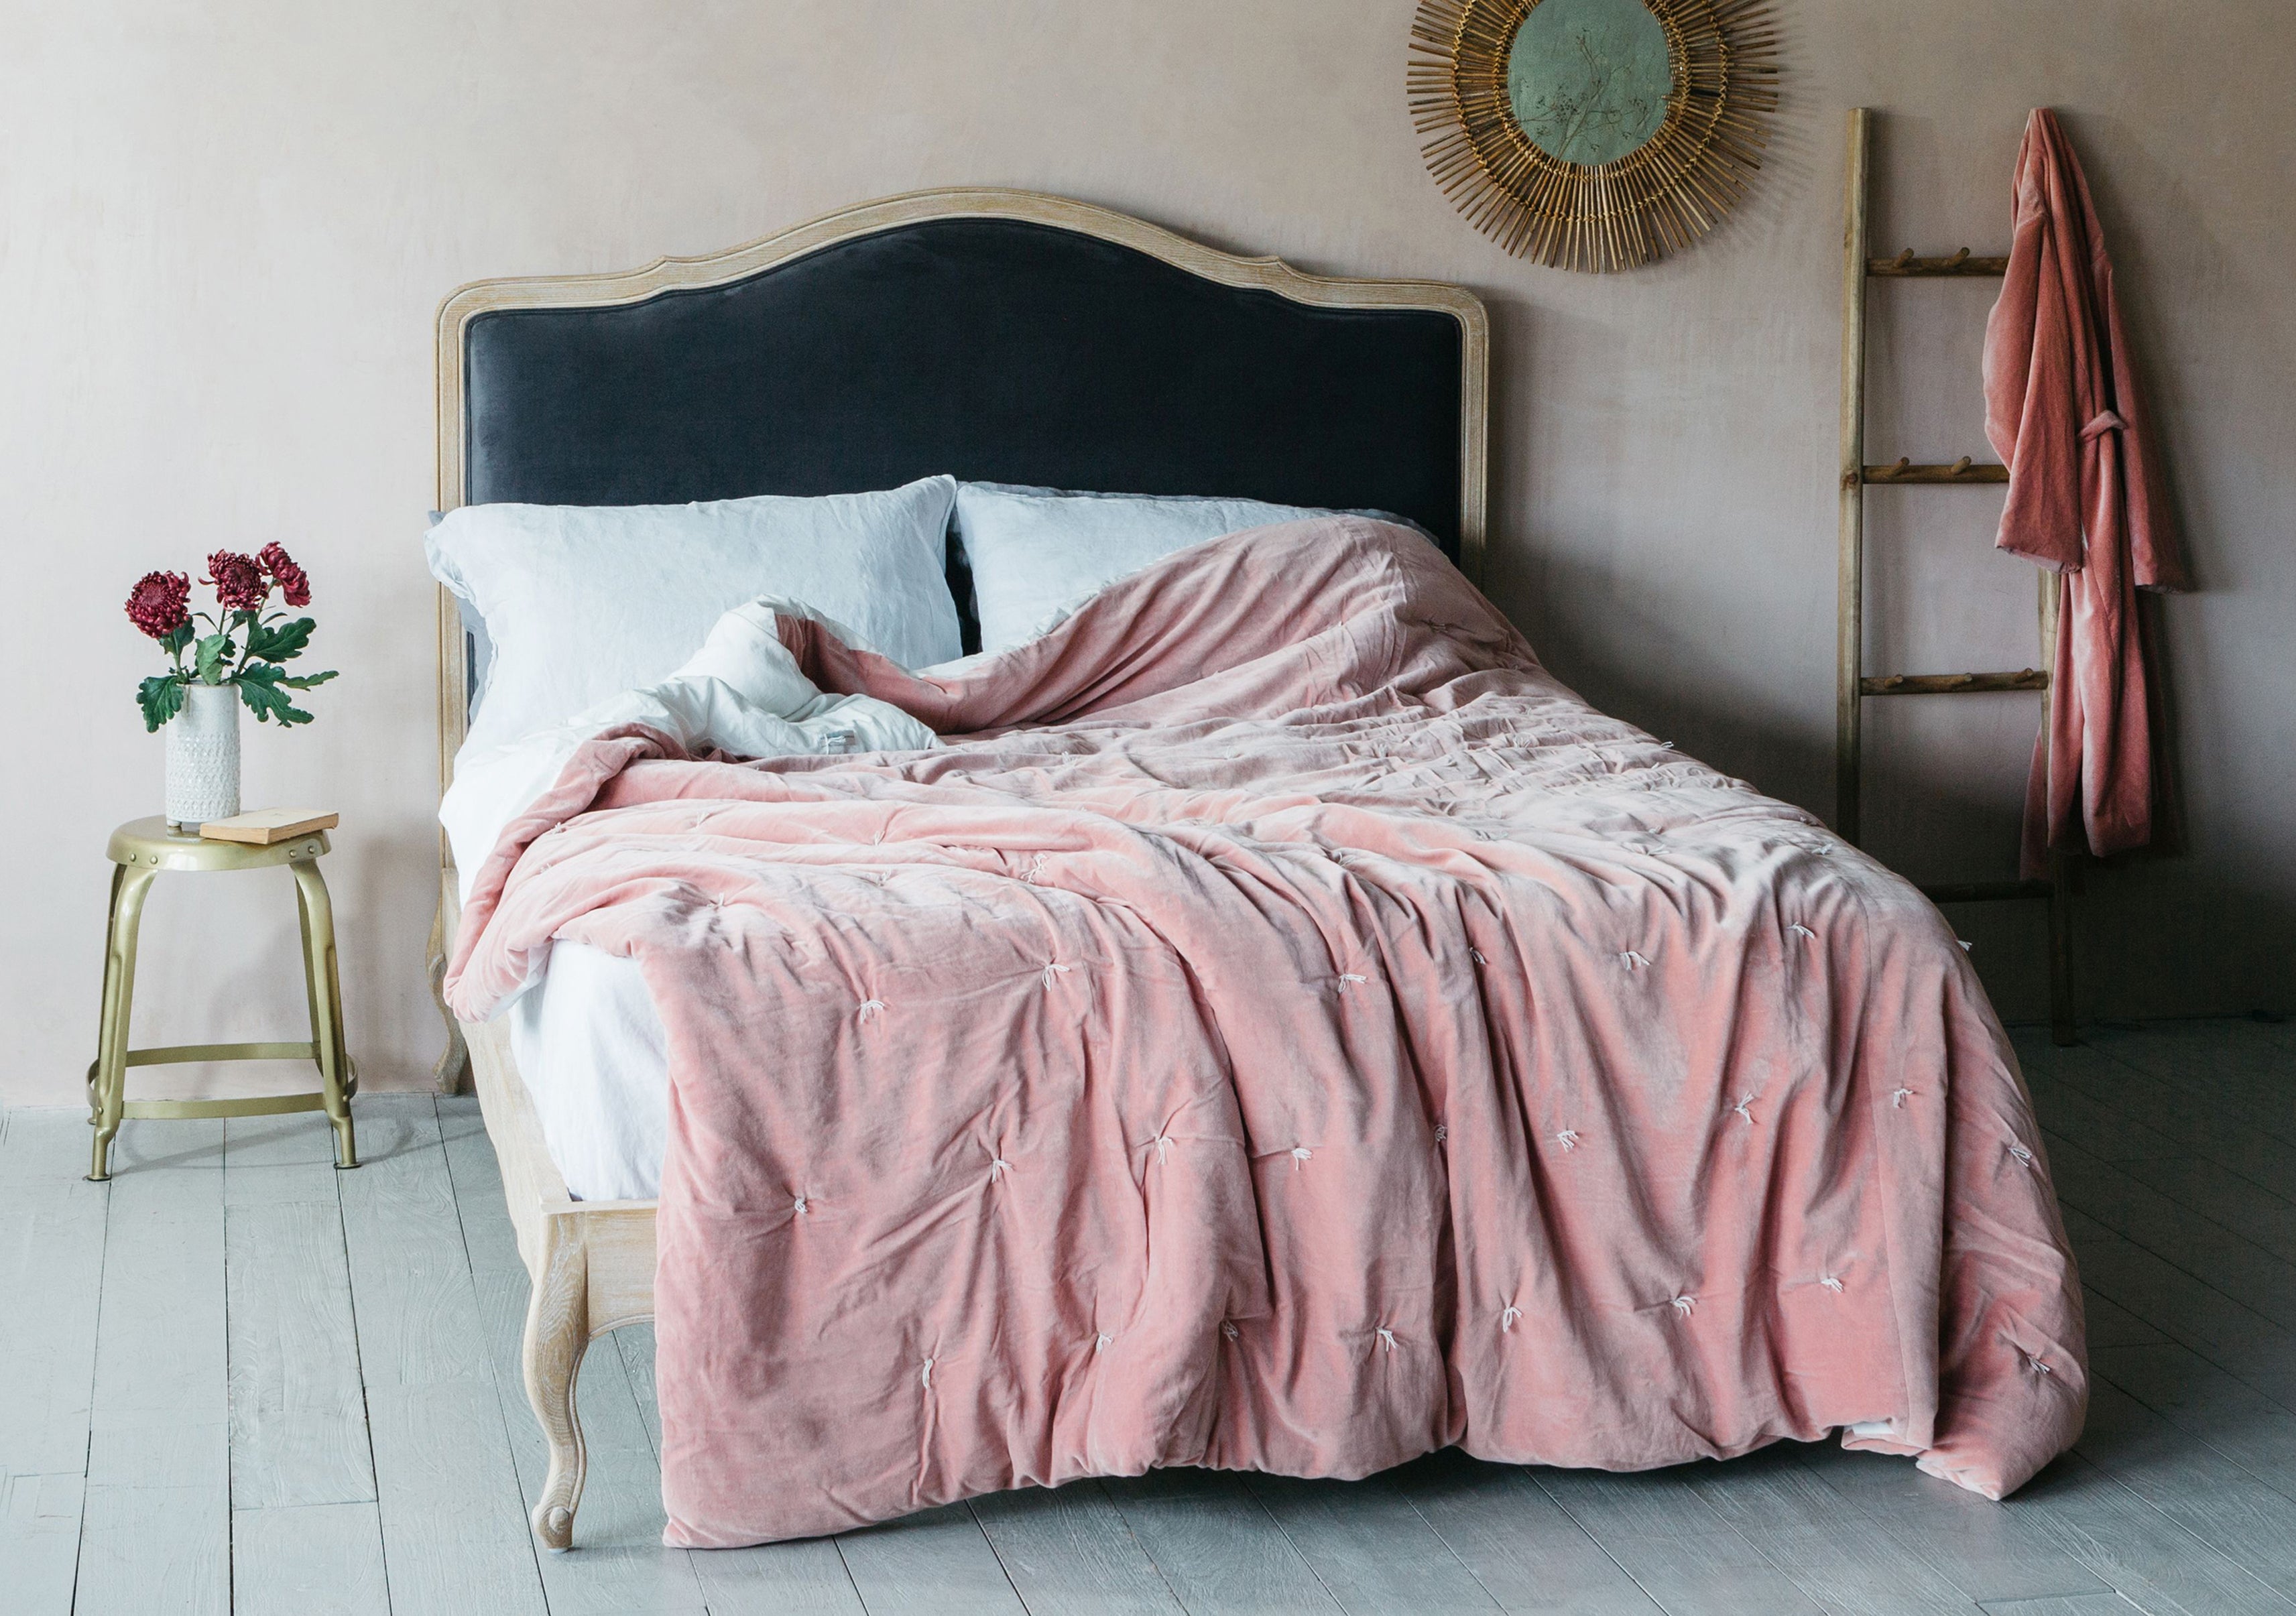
{"left": 86, "top": 816, "right": 358, "bottom": 1181}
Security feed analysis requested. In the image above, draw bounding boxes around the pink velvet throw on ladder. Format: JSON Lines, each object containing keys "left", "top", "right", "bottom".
{"left": 1984, "top": 108, "right": 2189, "bottom": 878}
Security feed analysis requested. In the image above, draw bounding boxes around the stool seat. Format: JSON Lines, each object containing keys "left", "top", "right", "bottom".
{"left": 87, "top": 814, "right": 357, "bottom": 1180}
{"left": 108, "top": 815, "right": 330, "bottom": 873}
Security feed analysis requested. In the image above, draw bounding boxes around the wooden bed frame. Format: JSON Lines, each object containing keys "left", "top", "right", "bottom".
{"left": 426, "top": 188, "right": 1488, "bottom": 1550}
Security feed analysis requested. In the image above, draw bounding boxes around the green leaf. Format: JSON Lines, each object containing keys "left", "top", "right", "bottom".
{"left": 236, "top": 663, "right": 314, "bottom": 726}
{"left": 278, "top": 668, "right": 338, "bottom": 690}
{"left": 162, "top": 622, "right": 192, "bottom": 658}
{"left": 137, "top": 674, "right": 186, "bottom": 733}
{"left": 243, "top": 617, "right": 313, "bottom": 662}
{"left": 194, "top": 633, "right": 230, "bottom": 683}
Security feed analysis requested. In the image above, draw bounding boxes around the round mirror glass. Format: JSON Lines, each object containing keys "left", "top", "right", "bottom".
{"left": 1506, "top": 0, "right": 1673, "bottom": 167}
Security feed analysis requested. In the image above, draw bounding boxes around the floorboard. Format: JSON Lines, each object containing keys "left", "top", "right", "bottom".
{"left": 2076, "top": 1378, "right": 2296, "bottom": 1602}
{"left": 1976, "top": 1596, "right": 2146, "bottom": 1616}
{"left": 607, "top": 1320, "right": 869, "bottom": 1616}
{"left": 72, "top": 1480, "right": 229, "bottom": 1616}
{"left": 334, "top": 1098, "right": 493, "bottom": 1388}
{"left": 1799, "top": 1443, "right": 2113, "bottom": 1608}
{"left": 365, "top": 1377, "right": 549, "bottom": 1616}
{"left": 224, "top": 1196, "right": 375, "bottom": 1509}
{"left": 76, "top": 1133, "right": 230, "bottom": 1616}
{"left": 0, "top": 1116, "right": 102, "bottom": 1616}
{"left": 2116, "top": 1155, "right": 2296, "bottom": 1266}
{"left": 2061, "top": 1206, "right": 2296, "bottom": 1415}
{"left": 2093, "top": 1341, "right": 2296, "bottom": 1506}
{"left": 2045, "top": 1132, "right": 2296, "bottom": 1337}
{"left": 0, "top": 1111, "right": 107, "bottom": 1480}
{"left": 333, "top": 1101, "right": 550, "bottom": 1616}
{"left": 1103, "top": 1468, "right": 1346, "bottom": 1616}
{"left": 2034, "top": 1036, "right": 2296, "bottom": 1200}
{"left": 1681, "top": 1443, "right": 1982, "bottom": 1615}
{"left": 2012, "top": 1060, "right": 2187, "bottom": 1167}
{"left": 1391, "top": 1450, "right": 1663, "bottom": 1615}
{"left": 615, "top": 1326, "right": 664, "bottom": 1457}
{"left": 2004, "top": 1451, "right": 2296, "bottom": 1616}
{"left": 231, "top": 1499, "right": 392, "bottom": 1616}
{"left": 8, "top": 1016, "right": 2296, "bottom": 1614}
{"left": 0, "top": 1469, "right": 84, "bottom": 1616}
{"left": 1532, "top": 1466, "right": 1828, "bottom": 1616}
{"left": 455, "top": 1165, "right": 710, "bottom": 1615}
{"left": 969, "top": 1480, "right": 1187, "bottom": 1615}
{"left": 2084, "top": 1024, "right": 2296, "bottom": 1154}
{"left": 835, "top": 1502, "right": 1030, "bottom": 1615}
{"left": 1247, "top": 1469, "right": 1508, "bottom": 1614}
{"left": 2083, "top": 1287, "right": 2171, "bottom": 1349}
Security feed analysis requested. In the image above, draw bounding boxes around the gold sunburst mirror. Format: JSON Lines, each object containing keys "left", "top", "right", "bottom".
{"left": 1409, "top": 0, "right": 1779, "bottom": 271}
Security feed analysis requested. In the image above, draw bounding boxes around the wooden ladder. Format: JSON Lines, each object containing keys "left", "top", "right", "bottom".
{"left": 1837, "top": 107, "right": 2075, "bottom": 1046}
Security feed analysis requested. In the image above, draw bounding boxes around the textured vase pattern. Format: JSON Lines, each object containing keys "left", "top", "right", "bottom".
{"left": 166, "top": 682, "right": 242, "bottom": 826}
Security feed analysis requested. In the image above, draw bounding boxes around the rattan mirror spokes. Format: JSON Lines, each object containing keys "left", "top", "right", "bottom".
{"left": 1409, "top": 0, "right": 1779, "bottom": 272}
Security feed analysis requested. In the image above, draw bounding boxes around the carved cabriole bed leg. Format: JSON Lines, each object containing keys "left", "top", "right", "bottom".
{"left": 431, "top": 873, "right": 471, "bottom": 1094}
{"left": 463, "top": 1011, "right": 656, "bottom": 1554}
{"left": 524, "top": 1211, "right": 591, "bottom": 1552}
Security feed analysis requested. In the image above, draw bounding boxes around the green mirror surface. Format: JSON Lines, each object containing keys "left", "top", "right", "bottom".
{"left": 1506, "top": 0, "right": 1673, "bottom": 166}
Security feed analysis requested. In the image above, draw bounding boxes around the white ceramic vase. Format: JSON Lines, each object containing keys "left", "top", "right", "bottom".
{"left": 166, "top": 681, "right": 242, "bottom": 828}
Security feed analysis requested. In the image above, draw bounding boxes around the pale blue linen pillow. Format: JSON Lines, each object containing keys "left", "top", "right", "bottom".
{"left": 428, "top": 477, "right": 960, "bottom": 755}
{"left": 955, "top": 483, "right": 1375, "bottom": 654}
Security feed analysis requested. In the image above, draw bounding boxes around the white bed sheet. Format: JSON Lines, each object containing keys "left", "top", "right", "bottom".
{"left": 450, "top": 593, "right": 944, "bottom": 1202}
{"left": 506, "top": 940, "right": 671, "bottom": 1202}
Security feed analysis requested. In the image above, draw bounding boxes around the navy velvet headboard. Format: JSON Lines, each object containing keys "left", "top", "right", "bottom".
{"left": 465, "top": 216, "right": 1471, "bottom": 553}
{"left": 433, "top": 190, "right": 1488, "bottom": 774}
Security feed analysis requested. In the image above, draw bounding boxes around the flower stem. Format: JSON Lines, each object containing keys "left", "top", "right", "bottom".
{"left": 232, "top": 597, "right": 277, "bottom": 680}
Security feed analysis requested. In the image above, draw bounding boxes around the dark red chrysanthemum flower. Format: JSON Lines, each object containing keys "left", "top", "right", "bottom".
{"left": 257, "top": 542, "right": 311, "bottom": 608}
{"left": 204, "top": 550, "right": 269, "bottom": 611}
{"left": 125, "top": 570, "right": 192, "bottom": 639}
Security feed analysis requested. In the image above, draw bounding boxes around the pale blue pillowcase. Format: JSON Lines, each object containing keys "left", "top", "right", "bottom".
{"left": 429, "top": 510, "right": 495, "bottom": 721}
{"left": 427, "top": 477, "right": 961, "bottom": 755}
{"left": 955, "top": 482, "right": 1398, "bottom": 655}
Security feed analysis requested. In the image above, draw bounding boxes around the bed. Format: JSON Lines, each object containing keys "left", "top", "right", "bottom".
{"left": 428, "top": 190, "right": 2083, "bottom": 1554}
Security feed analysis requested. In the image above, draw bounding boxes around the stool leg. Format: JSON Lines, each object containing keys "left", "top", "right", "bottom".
{"left": 294, "top": 873, "right": 356, "bottom": 1101}
{"left": 86, "top": 867, "right": 123, "bottom": 1125}
{"left": 88, "top": 865, "right": 158, "bottom": 1182}
{"left": 292, "top": 860, "right": 357, "bottom": 1170}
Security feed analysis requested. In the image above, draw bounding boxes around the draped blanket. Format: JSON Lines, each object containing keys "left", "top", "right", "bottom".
{"left": 1984, "top": 107, "right": 2190, "bottom": 877}
{"left": 446, "top": 519, "right": 2085, "bottom": 1547}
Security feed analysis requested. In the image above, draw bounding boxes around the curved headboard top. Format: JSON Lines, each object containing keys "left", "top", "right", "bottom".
{"left": 434, "top": 188, "right": 1489, "bottom": 782}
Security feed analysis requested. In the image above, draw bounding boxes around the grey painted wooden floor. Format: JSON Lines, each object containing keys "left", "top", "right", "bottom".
{"left": 5, "top": 1017, "right": 2296, "bottom": 1615}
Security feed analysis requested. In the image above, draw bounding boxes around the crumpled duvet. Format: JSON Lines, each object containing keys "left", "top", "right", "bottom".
{"left": 445, "top": 518, "right": 2085, "bottom": 1548}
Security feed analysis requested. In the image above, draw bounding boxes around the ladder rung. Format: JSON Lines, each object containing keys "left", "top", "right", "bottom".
{"left": 1864, "top": 459, "right": 2009, "bottom": 484}
{"left": 1921, "top": 878, "right": 2053, "bottom": 904}
{"left": 1862, "top": 670, "right": 2048, "bottom": 696}
{"left": 1868, "top": 251, "right": 2009, "bottom": 277}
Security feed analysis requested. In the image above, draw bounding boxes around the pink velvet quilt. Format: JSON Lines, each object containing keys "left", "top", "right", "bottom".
{"left": 446, "top": 519, "right": 2086, "bottom": 1547}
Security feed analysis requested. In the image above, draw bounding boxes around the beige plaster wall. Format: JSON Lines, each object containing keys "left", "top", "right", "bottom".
{"left": 4, "top": 1, "right": 2289, "bottom": 1107}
